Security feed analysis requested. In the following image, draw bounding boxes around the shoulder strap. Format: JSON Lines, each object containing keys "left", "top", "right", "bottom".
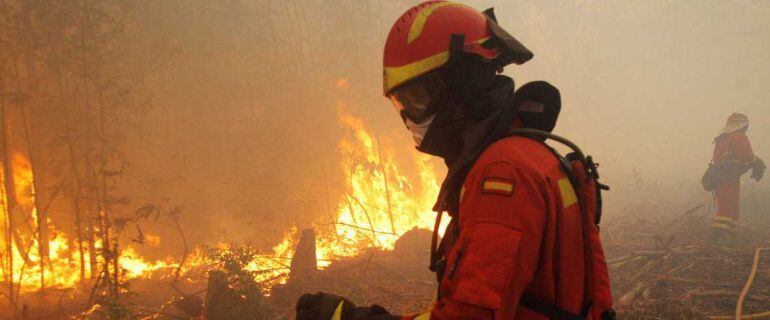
{"left": 507, "top": 128, "right": 609, "bottom": 224}
{"left": 508, "top": 129, "right": 599, "bottom": 319}
{"left": 520, "top": 294, "right": 586, "bottom": 320}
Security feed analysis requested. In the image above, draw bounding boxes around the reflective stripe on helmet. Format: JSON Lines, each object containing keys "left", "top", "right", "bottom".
{"left": 383, "top": 2, "right": 532, "bottom": 95}
{"left": 383, "top": 1, "right": 496, "bottom": 95}
{"left": 383, "top": 37, "right": 489, "bottom": 94}
{"left": 408, "top": 2, "right": 470, "bottom": 44}
{"left": 384, "top": 51, "right": 449, "bottom": 96}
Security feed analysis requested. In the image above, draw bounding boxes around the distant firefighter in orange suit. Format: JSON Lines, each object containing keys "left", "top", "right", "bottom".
{"left": 706, "top": 113, "right": 764, "bottom": 236}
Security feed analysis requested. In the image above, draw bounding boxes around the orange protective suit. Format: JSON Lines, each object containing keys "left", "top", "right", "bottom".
{"left": 404, "top": 136, "right": 613, "bottom": 320}
{"left": 712, "top": 131, "right": 755, "bottom": 230}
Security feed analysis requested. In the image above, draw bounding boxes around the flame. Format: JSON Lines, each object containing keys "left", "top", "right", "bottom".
{"left": 238, "top": 102, "right": 445, "bottom": 288}
{"left": 145, "top": 235, "right": 161, "bottom": 247}
{"left": 0, "top": 80, "right": 445, "bottom": 294}
{"left": 119, "top": 247, "right": 175, "bottom": 279}
{"left": 0, "top": 153, "right": 195, "bottom": 294}
{"left": 328, "top": 104, "right": 441, "bottom": 253}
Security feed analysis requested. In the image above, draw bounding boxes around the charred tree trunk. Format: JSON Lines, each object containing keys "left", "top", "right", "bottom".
{"left": 73, "top": 194, "right": 86, "bottom": 282}
{"left": 0, "top": 69, "right": 16, "bottom": 312}
{"left": 19, "top": 95, "right": 46, "bottom": 291}
{"left": 50, "top": 33, "right": 89, "bottom": 282}
{"left": 87, "top": 0, "right": 121, "bottom": 298}
{"left": 87, "top": 211, "right": 97, "bottom": 279}
{"left": 19, "top": 0, "right": 48, "bottom": 291}
{"left": 112, "top": 239, "right": 119, "bottom": 299}
{"left": 97, "top": 209, "right": 112, "bottom": 296}
{"left": 171, "top": 211, "right": 189, "bottom": 294}
{"left": 79, "top": 0, "right": 100, "bottom": 282}
{"left": 7, "top": 28, "right": 35, "bottom": 290}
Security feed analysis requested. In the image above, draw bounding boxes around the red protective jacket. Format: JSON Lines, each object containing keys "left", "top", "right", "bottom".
{"left": 713, "top": 131, "right": 754, "bottom": 164}
{"left": 712, "top": 131, "right": 755, "bottom": 225}
{"left": 405, "top": 135, "right": 613, "bottom": 320}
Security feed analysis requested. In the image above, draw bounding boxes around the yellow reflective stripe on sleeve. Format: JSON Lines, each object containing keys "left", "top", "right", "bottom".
{"left": 331, "top": 301, "right": 345, "bottom": 320}
{"left": 405, "top": 291, "right": 437, "bottom": 319}
{"left": 714, "top": 216, "right": 736, "bottom": 223}
{"left": 428, "top": 291, "right": 437, "bottom": 310}
{"left": 459, "top": 186, "right": 466, "bottom": 204}
{"left": 413, "top": 312, "right": 431, "bottom": 320}
{"left": 558, "top": 177, "right": 578, "bottom": 208}
{"left": 483, "top": 180, "right": 514, "bottom": 194}
{"left": 712, "top": 222, "right": 733, "bottom": 230}
{"left": 408, "top": 2, "right": 468, "bottom": 43}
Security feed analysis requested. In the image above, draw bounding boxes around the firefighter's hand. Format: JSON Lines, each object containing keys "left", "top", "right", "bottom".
{"left": 752, "top": 158, "right": 766, "bottom": 181}
{"left": 296, "top": 292, "right": 395, "bottom": 320}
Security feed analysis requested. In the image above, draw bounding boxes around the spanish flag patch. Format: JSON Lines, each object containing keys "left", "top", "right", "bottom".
{"left": 482, "top": 177, "right": 515, "bottom": 196}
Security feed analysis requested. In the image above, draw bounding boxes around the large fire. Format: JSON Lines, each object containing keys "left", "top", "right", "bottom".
{"left": 0, "top": 88, "right": 442, "bottom": 295}
{"left": 247, "top": 101, "right": 443, "bottom": 286}
{"left": 0, "top": 153, "right": 189, "bottom": 293}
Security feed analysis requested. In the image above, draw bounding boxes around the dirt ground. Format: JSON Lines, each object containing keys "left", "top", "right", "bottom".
{"left": 3, "top": 206, "right": 770, "bottom": 320}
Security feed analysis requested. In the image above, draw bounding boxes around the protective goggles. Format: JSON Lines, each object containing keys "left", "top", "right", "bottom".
{"left": 387, "top": 73, "right": 445, "bottom": 124}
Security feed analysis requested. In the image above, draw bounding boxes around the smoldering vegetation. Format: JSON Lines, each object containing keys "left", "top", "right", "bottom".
{"left": 0, "top": 0, "right": 769, "bottom": 319}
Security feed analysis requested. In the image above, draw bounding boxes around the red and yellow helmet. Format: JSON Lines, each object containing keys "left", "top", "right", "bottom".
{"left": 719, "top": 112, "right": 750, "bottom": 135}
{"left": 727, "top": 112, "right": 748, "bottom": 125}
{"left": 383, "top": 1, "right": 533, "bottom": 95}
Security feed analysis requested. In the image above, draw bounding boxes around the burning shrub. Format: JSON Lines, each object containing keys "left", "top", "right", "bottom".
{"left": 204, "top": 245, "right": 268, "bottom": 320}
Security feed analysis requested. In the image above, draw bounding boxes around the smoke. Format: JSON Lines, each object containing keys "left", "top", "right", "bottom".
{"left": 115, "top": 0, "right": 770, "bottom": 253}
{"left": 485, "top": 0, "right": 770, "bottom": 220}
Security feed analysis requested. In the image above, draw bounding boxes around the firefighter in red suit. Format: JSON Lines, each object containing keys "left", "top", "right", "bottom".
{"left": 710, "top": 113, "right": 764, "bottom": 234}
{"left": 296, "top": 2, "right": 614, "bottom": 319}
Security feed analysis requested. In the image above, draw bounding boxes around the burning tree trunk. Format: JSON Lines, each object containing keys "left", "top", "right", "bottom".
{"left": 171, "top": 207, "right": 190, "bottom": 294}
{"left": 73, "top": 196, "right": 86, "bottom": 282}
{"left": 18, "top": 0, "right": 49, "bottom": 291}
{"left": 80, "top": 0, "right": 98, "bottom": 286}
{"left": 97, "top": 209, "right": 114, "bottom": 297}
{"left": 86, "top": 211, "right": 97, "bottom": 280}
{"left": 20, "top": 102, "right": 47, "bottom": 291}
{"left": 0, "top": 71, "right": 16, "bottom": 311}
{"left": 112, "top": 239, "right": 120, "bottom": 299}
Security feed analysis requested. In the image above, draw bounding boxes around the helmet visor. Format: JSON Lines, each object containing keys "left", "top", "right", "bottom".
{"left": 388, "top": 73, "right": 444, "bottom": 123}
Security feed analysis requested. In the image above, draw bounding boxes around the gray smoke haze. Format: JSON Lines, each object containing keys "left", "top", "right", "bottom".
{"left": 117, "top": 0, "right": 770, "bottom": 255}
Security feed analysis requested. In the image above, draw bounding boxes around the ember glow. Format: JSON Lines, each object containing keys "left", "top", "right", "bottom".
{"left": 328, "top": 103, "right": 441, "bottom": 254}
{"left": 0, "top": 153, "right": 86, "bottom": 293}
{"left": 0, "top": 96, "right": 444, "bottom": 293}
{"left": 237, "top": 95, "right": 445, "bottom": 286}
{"left": 0, "top": 153, "right": 186, "bottom": 293}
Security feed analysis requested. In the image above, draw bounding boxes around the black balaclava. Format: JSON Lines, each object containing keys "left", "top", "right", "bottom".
{"left": 416, "top": 54, "right": 505, "bottom": 164}
{"left": 408, "top": 52, "right": 522, "bottom": 215}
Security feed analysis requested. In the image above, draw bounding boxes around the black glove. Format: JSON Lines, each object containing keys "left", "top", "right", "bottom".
{"left": 296, "top": 292, "right": 396, "bottom": 320}
{"left": 752, "top": 158, "right": 766, "bottom": 181}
